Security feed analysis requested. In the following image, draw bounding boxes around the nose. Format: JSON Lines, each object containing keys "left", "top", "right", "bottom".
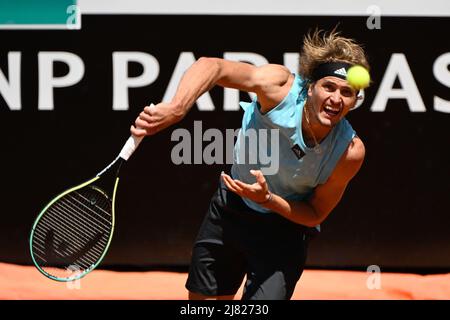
{"left": 329, "top": 91, "right": 342, "bottom": 106}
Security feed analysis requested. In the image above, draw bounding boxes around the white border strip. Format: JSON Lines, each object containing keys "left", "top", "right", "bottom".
{"left": 0, "top": 24, "right": 80, "bottom": 30}
{"left": 78, "top": 0, "right": 450, "bottom": 17}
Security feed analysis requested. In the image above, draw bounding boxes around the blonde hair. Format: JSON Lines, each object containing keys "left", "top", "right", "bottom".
{"left": 299, "top": 28, "right": 370, "bottom": 80}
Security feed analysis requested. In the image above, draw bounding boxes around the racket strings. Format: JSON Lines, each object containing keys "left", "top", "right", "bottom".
{"left": 31, "top": 186, "right": 113, "bottom": 279}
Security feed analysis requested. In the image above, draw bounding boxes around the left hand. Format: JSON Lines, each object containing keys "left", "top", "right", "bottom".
{"left": 221, "top": 170, "right": 271, "bottom": 204}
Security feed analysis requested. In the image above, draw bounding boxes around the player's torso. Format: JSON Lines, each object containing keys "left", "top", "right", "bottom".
{"left": 231, "top": 73, "right": 356, "bottom": 211}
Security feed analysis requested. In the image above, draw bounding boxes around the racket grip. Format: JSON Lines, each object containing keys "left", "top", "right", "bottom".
{"left": 119, "top": 135, "right": 144, "bottom": 161}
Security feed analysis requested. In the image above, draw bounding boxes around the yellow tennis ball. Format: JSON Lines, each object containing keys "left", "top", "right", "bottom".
{"left": 346, "top": 65, "right": 370, "bottom": 90}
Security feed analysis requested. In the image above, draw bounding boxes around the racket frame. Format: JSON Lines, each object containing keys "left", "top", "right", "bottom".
{"left": 29, "top": 174, "right": 119, "bottom": 282}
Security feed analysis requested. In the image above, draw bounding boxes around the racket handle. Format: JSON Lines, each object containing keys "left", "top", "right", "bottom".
{"left": 119, "top": 135, "right": 144, "bottom": 161}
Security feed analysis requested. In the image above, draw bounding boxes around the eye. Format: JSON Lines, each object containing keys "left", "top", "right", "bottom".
{"left": 341, "top": 88, "right": 354, "bottom": 97}
{"left": 323, "top": 83, "right": 334, "bottom": 91}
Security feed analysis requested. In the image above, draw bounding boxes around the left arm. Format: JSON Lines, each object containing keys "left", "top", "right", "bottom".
{"left": 221, "top": 137, "right": 366, "bottom": 227}
{"left": 306, "top": 137, "right": 365, "bottom": 225}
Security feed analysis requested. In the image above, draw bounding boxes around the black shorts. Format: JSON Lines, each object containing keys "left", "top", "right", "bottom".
{"left": 185, "top": 178, "right": 318, "bottom": 300}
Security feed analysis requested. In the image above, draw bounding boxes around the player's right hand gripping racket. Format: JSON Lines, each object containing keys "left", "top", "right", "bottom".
{"left": 29, "top": 106, "right": 151, "bottom": 282}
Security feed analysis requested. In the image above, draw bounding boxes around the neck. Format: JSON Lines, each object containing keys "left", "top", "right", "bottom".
{"left": 302, "top": 102, "right": 331, "bottom": 146}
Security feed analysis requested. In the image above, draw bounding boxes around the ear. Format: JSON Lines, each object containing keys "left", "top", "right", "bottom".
{"left": 350, "top": 89, "right": 365, "bottom": 111}
{"left": 307, "top": 82, "right": 315, "bottom": 97}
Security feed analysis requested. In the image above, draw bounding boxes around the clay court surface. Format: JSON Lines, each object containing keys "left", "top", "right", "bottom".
{"left": 1, "top": 263, "right": 449, "bottom": 300}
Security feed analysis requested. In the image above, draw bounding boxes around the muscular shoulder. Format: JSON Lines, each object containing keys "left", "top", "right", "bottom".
{"left": 253, "top": 64, "right": 294, "bottom": 111}
{"left": 252, "top": 64, "right": 292, "bottom": 88}
{"left": 344, "top": 136, "right": 366, "bottom": 163}
{"left": 329, "top": 136, "right": 366, "bottom": 184}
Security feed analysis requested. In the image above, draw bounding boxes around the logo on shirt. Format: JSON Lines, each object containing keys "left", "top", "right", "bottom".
{"left": 291, "top": 144, "right": 305, "bottom": 159}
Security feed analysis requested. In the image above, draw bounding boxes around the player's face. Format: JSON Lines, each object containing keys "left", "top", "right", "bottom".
{"left": 307, "top": 76, "right": 357, "bottom": 128}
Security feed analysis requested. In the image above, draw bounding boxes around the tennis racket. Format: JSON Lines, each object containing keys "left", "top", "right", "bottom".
{"left": 29, "top": 108, "right": 150, "bottom": 282}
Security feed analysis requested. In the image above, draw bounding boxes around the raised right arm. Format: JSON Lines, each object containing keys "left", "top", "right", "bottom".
{"left": 131, "top": 57, "right": 293, "bottom": 136}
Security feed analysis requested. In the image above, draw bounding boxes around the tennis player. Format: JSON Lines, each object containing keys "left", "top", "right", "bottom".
{"left": 131, "top": 29, "right": 369, "bottom": 300}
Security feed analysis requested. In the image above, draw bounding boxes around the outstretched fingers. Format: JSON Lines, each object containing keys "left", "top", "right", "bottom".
{"left": 250, "top": 169, "right": 267, "bottom": 187}
{"left": 221, "top": 172, "right": 244, "bottom": 194}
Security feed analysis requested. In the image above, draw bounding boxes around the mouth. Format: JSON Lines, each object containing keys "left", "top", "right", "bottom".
{"left": 322, "top": 105, "right": 341, "bottom": 118}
